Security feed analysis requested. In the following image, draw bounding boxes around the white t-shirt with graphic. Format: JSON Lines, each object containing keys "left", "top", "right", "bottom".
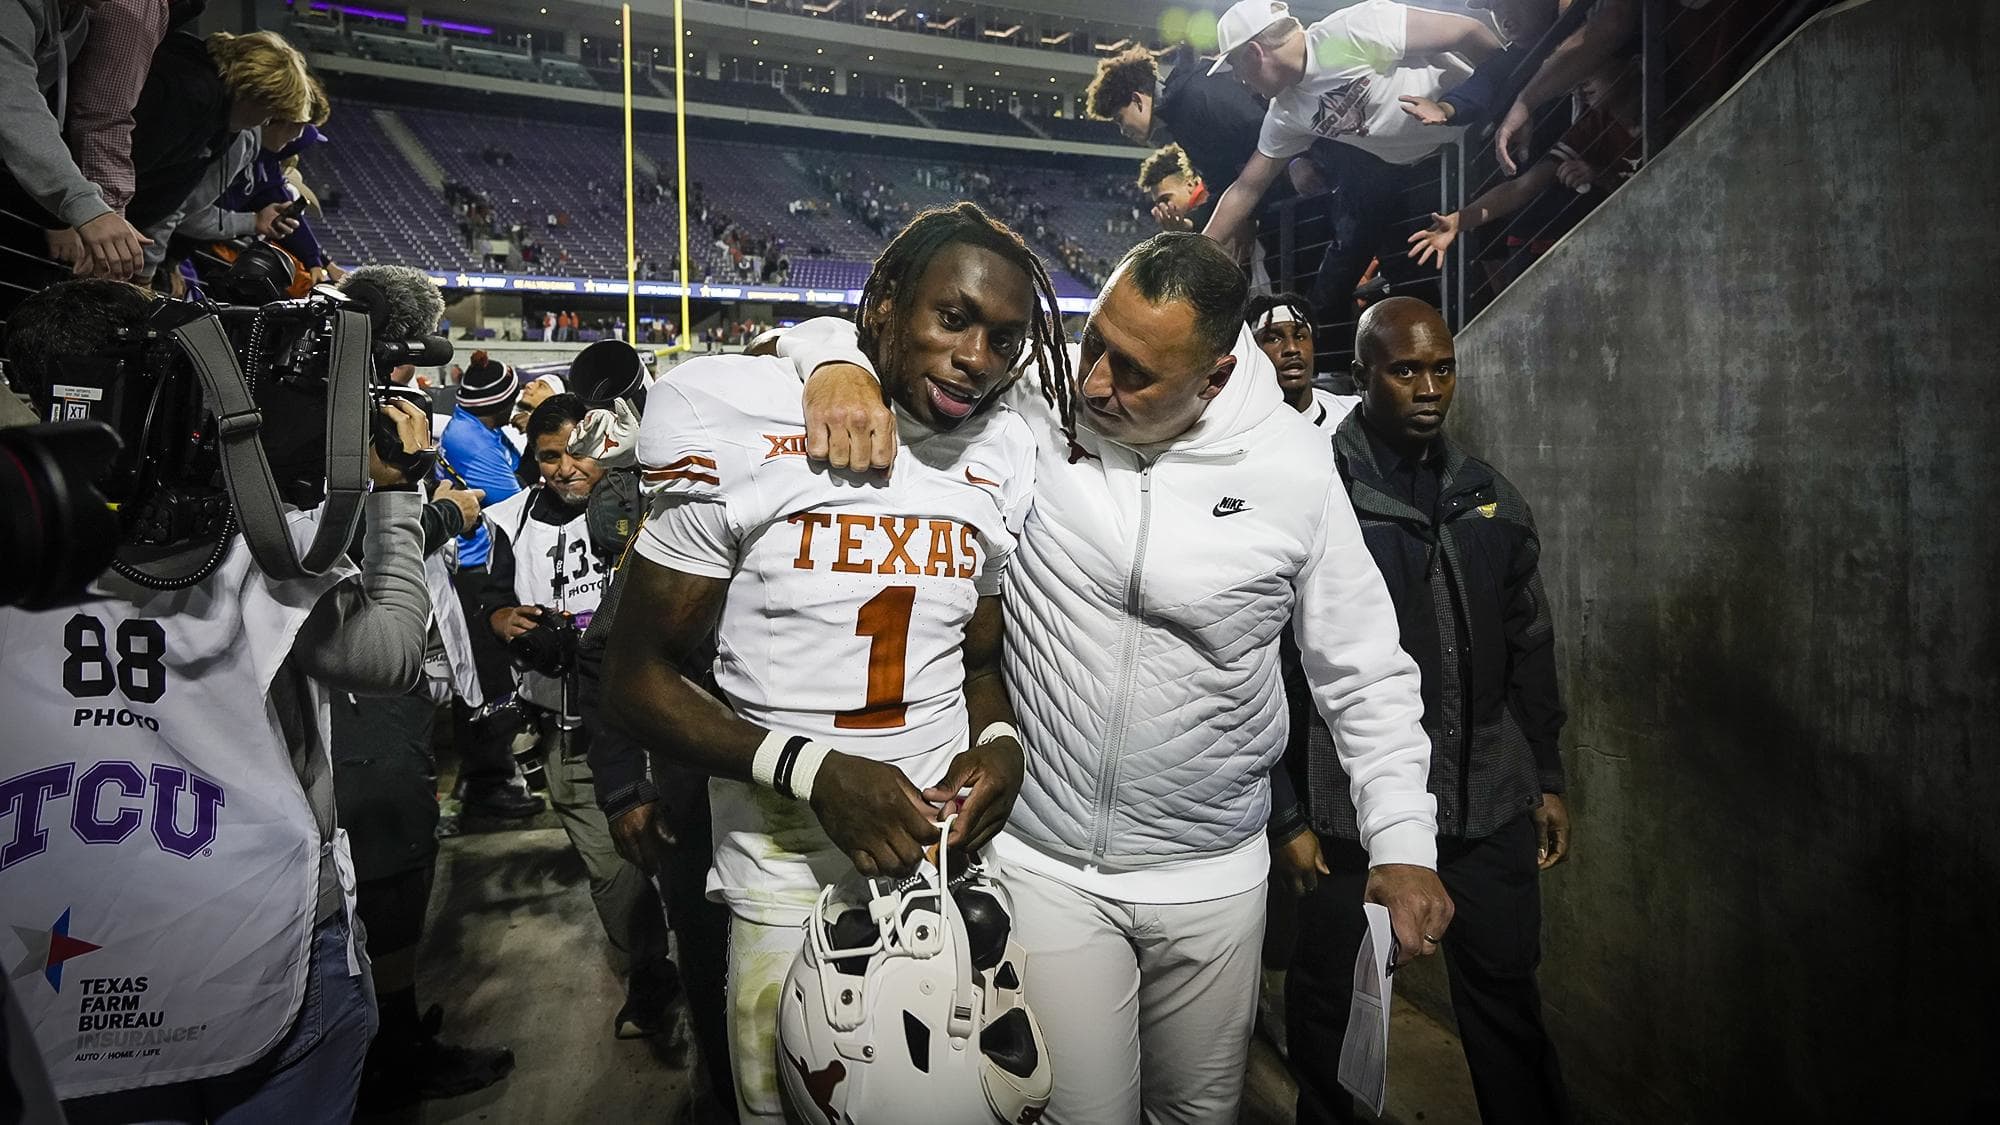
{"left": 1257, "top": 0, "right": 1465, "bottom": 167}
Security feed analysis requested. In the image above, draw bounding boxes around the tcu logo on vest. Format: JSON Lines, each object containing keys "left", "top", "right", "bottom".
{"left": 0, "top": 762, "right": 224, "bottom": 872}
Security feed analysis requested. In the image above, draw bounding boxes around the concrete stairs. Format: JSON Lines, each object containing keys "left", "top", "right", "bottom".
{"left": 373, "top": 108, "right": 445, "bottom": 193}
{"left": 777, "top": 86, "right": 813, "bottom": 117}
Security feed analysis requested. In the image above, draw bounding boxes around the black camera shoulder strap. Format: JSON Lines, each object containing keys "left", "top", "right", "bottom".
{"left": 171, "top": 309, "right": 370, "bottom": 580}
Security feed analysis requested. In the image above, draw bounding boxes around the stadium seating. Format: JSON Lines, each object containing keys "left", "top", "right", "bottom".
{"left": 306, "top": 109, "right": 471, "bottom": 272}
{"left": 284, "top": 17, "right": 347, "bottom": 56}
{"left": 349, "top": 30, "right": 447, "bottom": 69}
{"left": 452, "top": 45, "right": 544, "bottom": 85}
{"left": 541, "top": 57, "right": 600, "bottom": 90}
{"left": 1036, "top": 116, "right": 1126, "bottom": 145}
{"left": 301, "top": 99, "right": 1134, "bottom": 299}
{"left": 790, "top": 89, "right": 926, "bottom": 128}
{"left": 677, "top": 76, "right": 798, "bottom": 115}
{"left": 287, "top": 21, "right": 1140, "bottom": 153}
{"left": 918, "top": 106, "right": 1037, "bottom": 138}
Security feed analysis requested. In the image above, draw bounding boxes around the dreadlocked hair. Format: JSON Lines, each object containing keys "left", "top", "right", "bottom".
{"left": 855, "top": 202, "right": 1074, "bottom": 444}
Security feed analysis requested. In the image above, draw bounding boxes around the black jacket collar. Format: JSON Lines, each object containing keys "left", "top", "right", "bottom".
{"left": 1333, "top": 409, "right": 1491, "bottom": 525}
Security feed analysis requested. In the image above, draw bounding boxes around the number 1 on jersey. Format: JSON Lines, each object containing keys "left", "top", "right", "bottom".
{"left": 834, "top": 585, "right": 915, "bottom": 730}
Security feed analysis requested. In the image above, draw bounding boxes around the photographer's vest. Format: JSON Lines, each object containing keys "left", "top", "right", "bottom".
{"left": 0, "top": 524, "right": 353, "bottom": 1099}
{"left": 486, "top": 487, "right": 610, "bottom": 714}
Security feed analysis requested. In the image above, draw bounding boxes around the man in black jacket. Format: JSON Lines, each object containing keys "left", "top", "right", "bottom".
{"left": 1287, "top": 297, "right": 1573, "bottom": 1125}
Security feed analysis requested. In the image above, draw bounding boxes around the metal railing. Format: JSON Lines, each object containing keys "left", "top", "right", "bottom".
{"left": 1262, "top": 0, "right": 1831, "bottom": 375}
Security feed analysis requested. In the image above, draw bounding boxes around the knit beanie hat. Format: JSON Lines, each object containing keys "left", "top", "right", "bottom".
{"left": 458, "top": 350, "right": 519, "bottom": 410}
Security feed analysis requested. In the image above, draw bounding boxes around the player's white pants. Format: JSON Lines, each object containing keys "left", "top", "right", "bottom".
{"left": 726, "top": 912, "right": 810, "bottom": 1124}
{"left": 998, "top": 863, "right": 1269, "bottom": 1125}
{"left": 709, "top": 775, "right": 898, "bottom": 1124}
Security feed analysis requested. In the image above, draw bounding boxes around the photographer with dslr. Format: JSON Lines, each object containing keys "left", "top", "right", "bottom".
{"left": 0, "top": 276, "right": 437, "bottom": 1122}
{"left": 480, "top": 393, "right": 677, "bottom": 1040}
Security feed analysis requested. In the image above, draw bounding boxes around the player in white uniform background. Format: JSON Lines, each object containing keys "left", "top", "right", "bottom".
{"left": 1248, "top": 291, "right": 1361, "bottom": 435}
{"left": 602, "top": 204, "right": 1070, "bottom": 1123}
{"left": 480, "top": 394, "right": 677, "bottom": 1041}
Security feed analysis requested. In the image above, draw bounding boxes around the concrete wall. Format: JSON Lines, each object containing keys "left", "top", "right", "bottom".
{"left": 1448, "top": 1, "right": 1999, "bottom": 1119}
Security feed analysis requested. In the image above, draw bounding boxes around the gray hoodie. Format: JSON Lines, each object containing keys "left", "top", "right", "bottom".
{"left": 0, "top": 0, "right": 110, "bottom": 227}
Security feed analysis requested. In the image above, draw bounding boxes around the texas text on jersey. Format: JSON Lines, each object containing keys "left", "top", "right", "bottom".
{"left": 632, "top": 352, "right": 1038, "bottom": 773}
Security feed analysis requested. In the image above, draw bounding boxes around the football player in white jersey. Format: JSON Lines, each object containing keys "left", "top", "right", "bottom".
{"left": 1247, "top": 291, "right": 1360, "bottom": 436}
{"left": 480, "top": 394, "right": 678, "bottom": 1040}
{"left": 602, "top": 203, "right": 1070, "bottom": 1123}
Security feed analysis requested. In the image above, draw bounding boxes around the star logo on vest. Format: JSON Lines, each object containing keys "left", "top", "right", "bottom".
{"left": 10, "top": 908, "right": 101, "bottom": 993}
{"left": 1212, "top": 497, "right": 1252, "bottom": 517}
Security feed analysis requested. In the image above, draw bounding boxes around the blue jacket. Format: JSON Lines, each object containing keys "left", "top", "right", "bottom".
{"left": 439, "top": 406, "right": 523, "bottom": 567}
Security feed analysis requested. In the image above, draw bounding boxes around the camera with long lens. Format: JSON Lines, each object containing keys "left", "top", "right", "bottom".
{"left": 3, "top": 251, "right": 452, "bottom": 593}
{"left": 0, "top": 420, "right": 124, "bottom": 609}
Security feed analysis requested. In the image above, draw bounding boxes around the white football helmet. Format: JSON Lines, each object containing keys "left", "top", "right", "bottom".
{"left": 777, "top": 818, "right": 1053, "bottom": 1125}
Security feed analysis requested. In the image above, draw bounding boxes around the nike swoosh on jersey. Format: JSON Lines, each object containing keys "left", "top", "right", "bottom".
{"left": 965, "top": 468, "right": 1001, "bottom": 488}
{"left": 1212, "top": 499, "right": 1252, "bottom": 517}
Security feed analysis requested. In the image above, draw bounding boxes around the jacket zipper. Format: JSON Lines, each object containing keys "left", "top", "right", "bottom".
{"left": 1091, "top": 458, "right": 1154, "bottom": 863}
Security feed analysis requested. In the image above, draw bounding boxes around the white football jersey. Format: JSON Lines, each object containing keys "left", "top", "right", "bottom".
{"left": 1308, "top": 388, "right": 1361, "bottom": 435}
{"left": 632, "top": 353, "right": 1037, "bottom": 771}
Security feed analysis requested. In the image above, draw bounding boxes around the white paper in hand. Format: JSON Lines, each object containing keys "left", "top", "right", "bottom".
{"left": 1337, "top": 902, "right": 1396, "bottom": 1116}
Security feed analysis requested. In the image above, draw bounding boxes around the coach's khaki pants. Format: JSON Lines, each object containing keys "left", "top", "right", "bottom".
{"left": 1001, "top": 864, "right": 1269, "bottom": 1125}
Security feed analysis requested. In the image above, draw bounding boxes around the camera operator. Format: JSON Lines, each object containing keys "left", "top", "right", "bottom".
{"left": 476, "top": 393, "right": 676, "bottom": 1040}
{"left": 328, "top": 399, "right": 517, "bottom": 1110}
{"left": 0, "top": 277, "right": 436, "bottom": 1122}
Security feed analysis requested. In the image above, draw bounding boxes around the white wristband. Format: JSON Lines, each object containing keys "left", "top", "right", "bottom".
{"left": 975, "top": 722, "right": 1020, "bottom": 748}
{"left": 751, "top": 730, "right": 833, "bottom": 802}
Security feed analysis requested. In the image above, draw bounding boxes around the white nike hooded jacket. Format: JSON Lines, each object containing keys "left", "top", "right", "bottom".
{"left": 778, "top": 318, "right": 1438, "bottom": 872}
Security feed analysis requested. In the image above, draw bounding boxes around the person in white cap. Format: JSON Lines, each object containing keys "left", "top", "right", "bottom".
{"left": 1200, "top": 0, "right": 1503, "bottom": 272}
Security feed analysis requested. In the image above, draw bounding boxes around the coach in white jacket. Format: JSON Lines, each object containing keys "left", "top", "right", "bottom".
{"left": 781, "top": 232, "right": 1451, "bottom": 1123}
